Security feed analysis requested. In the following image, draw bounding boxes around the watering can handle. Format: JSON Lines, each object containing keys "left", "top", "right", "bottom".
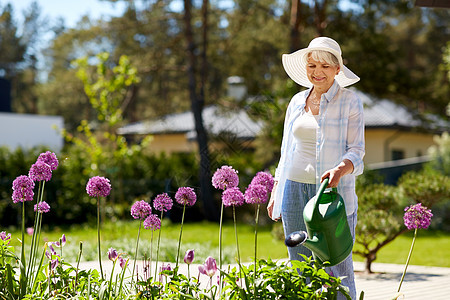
{"left": 317, "top": 177, "right": 330, "bottom": 200}
{"left": 313, "top": 177, "right": 337, "bottom": 212}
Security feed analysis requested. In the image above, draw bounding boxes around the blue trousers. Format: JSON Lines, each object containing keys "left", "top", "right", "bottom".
{"left": 281, "top": 179, "right": 357, "bottom": 300}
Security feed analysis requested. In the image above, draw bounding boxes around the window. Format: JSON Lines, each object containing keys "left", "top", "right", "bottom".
{"left": 391, "top": 150, "right": 404, "bottom": 161}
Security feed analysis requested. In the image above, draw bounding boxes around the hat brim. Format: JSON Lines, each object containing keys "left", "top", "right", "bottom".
{"left": 282, "top": 48, "right": 360, "bottom": 88}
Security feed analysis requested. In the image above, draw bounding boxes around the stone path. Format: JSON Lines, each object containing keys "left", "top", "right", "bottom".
{"left": 354, "top": 261, "right": 450, "bottom": 299}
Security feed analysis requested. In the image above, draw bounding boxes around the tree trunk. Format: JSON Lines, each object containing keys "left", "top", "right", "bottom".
{"left": 313, "top": 0, "right": 328, "bottom": 37}
{"left": 364, "top": 251, "right": 376, "bottom": 274}
{"left": 289, "top": 0, "right": 302, "bottom": 52}
{"left": 183, "top": 0, "right": 218, "bottom": 221}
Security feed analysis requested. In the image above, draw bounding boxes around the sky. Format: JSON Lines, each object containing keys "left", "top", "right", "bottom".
{"left": 10, "top": 0, "right": 128, "bottom": 28}
{"left": 8, "top": 0, "right": 361, "bottom": 30}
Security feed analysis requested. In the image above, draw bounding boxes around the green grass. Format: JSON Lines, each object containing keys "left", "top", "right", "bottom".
{"left": 6, "top": 220, "right": 449, "bottom": 267}
{"left": 353, "top": 230, "right": 450, "bottom": 267}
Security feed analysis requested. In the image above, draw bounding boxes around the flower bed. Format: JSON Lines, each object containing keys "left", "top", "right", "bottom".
{"left": 1, "top": 152, "right": 352, "bottom": 299}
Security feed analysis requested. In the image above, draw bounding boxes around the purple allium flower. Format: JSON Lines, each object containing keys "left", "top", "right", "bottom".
{"left": 153, "top": 193, "right": 173, "bottom": 212}
{"left": 184, "top": 249, "right": 195, "bottom": 265}
{"left": 222, "top": 187, "right": 245, "bottom": 207}
{"left": 34, "top": 201, "right": 51, "bottom": 213}
{"left": 119, "top": 256, "right": 128, "bottom": 269}
{"left": 37, "top": 151, "right": 59, "bottom": 171}
{"left": 130, "top": 200, "right": 152, "bottom": 220}
{"left": 212, "top": 165, "right": 239, "bottom": 190}
{"left": 53, "top": 234, "right": 66, "bottom": 247}
{"left": 108, "top": 248, "right": 118, "bottom": 261}
{"left": 250, "top": 171, "right": 274, "bottom": 193}
{"left": 28, "top": 161, "right": 52, "bottom": 182}
{"left": 12, "top": 175, "right": 35, "bottom": 203}
{"left": 50, "top": 257, "right": 59, "bottom": 270}
{"left": 244, "top": 184, "right": 268, "bottom": 204}
{"left": 143, "top": 214, "right": 161, "bottom": 231}
{"left": 26, "top": 227, "right": 34, "bottom": 236}
{"left": 175, "top": 187, "right": 197, "bottom": 206}
{"left": 403, "top": 203, "right": 433, "bottom": 230}
{"left": 86, "top": 176, "right": 111, "bottom": 198}
{"left": 160, "top": 263, "right": 172, "bottom": 272}
{"left": 47, "top": 243, "right": 57, "bottom": 257}
{"left": 198, "top": 256, "right": 218, "bottom": 278}
{"left": 0, "top": 231, "right": 11, "bottom": 245}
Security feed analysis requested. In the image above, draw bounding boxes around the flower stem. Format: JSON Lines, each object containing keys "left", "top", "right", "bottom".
{"left": 27, "top": 183, "right": 40, "bottom": 281}
{"left": 97, "top": 196, "right": 104, "bottom": 281}
{"left": 74, "top": 242, "right": 83, "bottom": 289}
{"left": 219, "top": 202, "right": 224, "bottom": 268}
{"left": 118, "top": 259, "right": 128, "bottom": 297}
{"left": 233, "top": 206, "right": 241, "bottom": 269}
{"left": 155, "top": 210, "right": 164, "bottom": 280}
{"left": 219, "top": 202, "right": 224, "bottom": 288}
{"left": 30, "top": 211, "right": 44, "bottom": 290}
{"left": 150, "top": 231, "right": 154, "bottom": 279}
{"left": 253, "top": 204, "right": 260, "bottom": 300}
{"left": 132, "top": 220, "right": 142, "bottom": 285}
{"left": 19, "top": 201, "right": 27, "bottom": 297}
{"left": 175, "top": 204, "right": 186, "bottom": 270}
{"left": 397, "top": 228, "right": 417, "bottom": 292}
{"left": 108, "top": 260, "right": 116, "bottom": 296}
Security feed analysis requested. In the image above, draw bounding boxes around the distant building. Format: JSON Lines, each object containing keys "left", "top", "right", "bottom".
{"left": 356, "top": 89, "right": 446, "bottom": 165}
{"left": 118, "top": 88, "right": 447, "bottom": 185}
{"left": 118, "top": 105, "right": 263, "bottom": 154}
{"left": 0, "top": 77, "right": 65, "bottom": 152}
{"left": 0, "top": 113, "right": 64, "bottom": 152}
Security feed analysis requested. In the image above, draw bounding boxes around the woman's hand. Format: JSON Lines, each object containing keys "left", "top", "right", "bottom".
{"left": 267, "top": 181, "right": 280, "bottom": 221}
{"left": 321, "top": 159, "right": 354, "bottom": 188}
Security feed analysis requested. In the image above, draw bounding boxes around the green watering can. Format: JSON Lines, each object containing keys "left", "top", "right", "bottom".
{"left": 285, "top": 178, "right": 353, "bottom": 266}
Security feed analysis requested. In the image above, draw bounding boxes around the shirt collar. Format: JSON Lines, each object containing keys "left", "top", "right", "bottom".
{"left": 306, "top": 80, "right": 341, "bottom": 103}
{"left": 323, "top": 80, "right": 340, "bottom": 103}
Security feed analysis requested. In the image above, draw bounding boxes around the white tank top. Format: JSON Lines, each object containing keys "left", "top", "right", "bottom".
{"left": 287, "top": 110, "right": 319, "bottom": 184}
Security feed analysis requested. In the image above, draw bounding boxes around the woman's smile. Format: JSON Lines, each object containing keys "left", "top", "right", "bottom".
{"left": 306, "top": 57, "right": 340, "bottom": 90}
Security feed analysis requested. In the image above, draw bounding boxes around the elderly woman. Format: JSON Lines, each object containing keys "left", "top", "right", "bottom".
{"left": 267, "top": 37, "right": 365, "bottom": 299}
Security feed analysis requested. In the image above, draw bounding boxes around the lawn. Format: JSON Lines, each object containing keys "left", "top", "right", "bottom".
{"left": 6, "top": 220, "right": 450, "bottom": 267}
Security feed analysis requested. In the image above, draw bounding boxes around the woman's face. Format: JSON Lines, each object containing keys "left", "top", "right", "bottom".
{"left": 306, "top": 56, "right": 340, "bottom": 91}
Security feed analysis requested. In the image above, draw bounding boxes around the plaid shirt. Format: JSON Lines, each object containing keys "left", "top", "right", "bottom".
{"left": 273, "top": 80, "right": 365, "bottom": 219}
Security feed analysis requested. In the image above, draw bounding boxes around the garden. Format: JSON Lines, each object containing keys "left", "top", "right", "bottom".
{"left": 2, "top": 154, "right": 358, "bottom": 299}
{"left": 2, "top": 145, "right": 449, "bottom": 299}
{"left": 1, "top": 50, "right": 449, "bottom": 300}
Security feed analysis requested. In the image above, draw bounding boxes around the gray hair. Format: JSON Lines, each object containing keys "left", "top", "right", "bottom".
{"left": 305, "top": 50, "right": 340, "bottom": 67}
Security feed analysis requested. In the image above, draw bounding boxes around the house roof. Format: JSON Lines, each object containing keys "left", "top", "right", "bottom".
{"left": 354, "top": 89, "right": 448, "bottom": 131}
{"left": 118, "top": 91, "right": 447, "bottom": 138}
{"left": 117, "top": 105, "right": 264, "bottom": 139}
{"left": 354, "top": 90, "right": 422, "bottom": 128}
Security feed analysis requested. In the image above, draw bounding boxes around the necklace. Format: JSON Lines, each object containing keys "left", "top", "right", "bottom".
{"left": 308, "top": 93, "right": 321, "bottom": 107}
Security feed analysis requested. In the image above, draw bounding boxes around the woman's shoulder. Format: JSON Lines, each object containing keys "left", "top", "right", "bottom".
{"left": 337, "top": 87, "right": 362, "bottom": 104}
{"left": 289, "top": 90, "right": 308, "bottom": 105}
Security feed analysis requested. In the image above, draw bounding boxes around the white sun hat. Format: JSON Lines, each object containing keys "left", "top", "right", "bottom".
{"left": 282, "top": 37, "right": 360, "bottom": 88}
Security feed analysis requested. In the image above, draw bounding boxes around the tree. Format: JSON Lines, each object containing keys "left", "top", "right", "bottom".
{"left": 329, "top": 0, "right": 449, "bottom": 116}
{"left": 0, "top": 2, "right": 44, "bottom": 114}
{"left": 354, "top": 169, "right": 450, "bottom": 273}
{"left": 183, "top": 0, "right": 217, "bottom": 221}
{"left": 64, "top": 52, "right": 144, "bottom": 208}
{"left": 0, "top": 4, "right": 25, "bottom": 77}
{"left": 354, "top": 182, "right": 406, "bottom": 273}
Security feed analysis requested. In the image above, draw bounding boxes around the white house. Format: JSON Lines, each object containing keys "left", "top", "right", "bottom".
{"left": 0, "top": 112, "right": 64, "bottom": 152}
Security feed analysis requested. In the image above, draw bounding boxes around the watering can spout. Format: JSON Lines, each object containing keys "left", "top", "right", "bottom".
{"left": 285, "top": 231, "right": 330, "bottom": 263}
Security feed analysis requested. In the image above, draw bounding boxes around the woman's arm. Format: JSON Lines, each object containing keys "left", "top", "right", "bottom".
{"left": 321, "top": 159, "right": 354, "bottom": 188}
